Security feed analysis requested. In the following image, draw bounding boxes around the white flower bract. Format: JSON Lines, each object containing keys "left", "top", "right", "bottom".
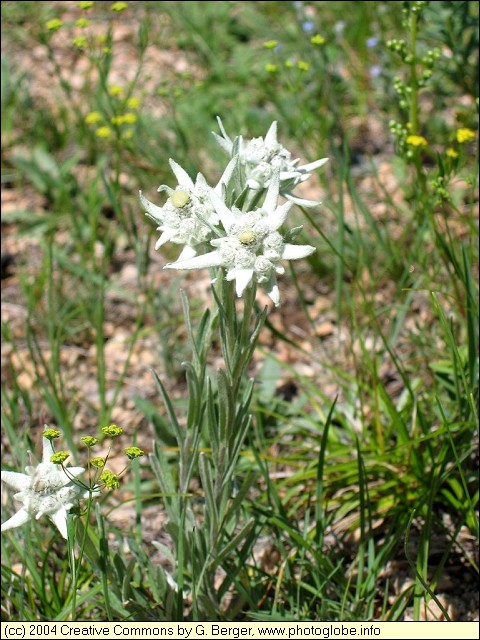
{"left": 213, "top": 117, "right": 328, "bottom": 205}
{"left": 1, "top": 437, "right": 91, "bottom": 539}
{"left": 164, "top": 172, "right": 315, "bottom": 306}
{"left": 140, "top": 157, "right": 237, "bottom": 261}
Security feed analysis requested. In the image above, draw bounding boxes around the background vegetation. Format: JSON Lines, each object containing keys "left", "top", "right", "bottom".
{"left": 1, "top": 0, "right": 478, "bottom": 622}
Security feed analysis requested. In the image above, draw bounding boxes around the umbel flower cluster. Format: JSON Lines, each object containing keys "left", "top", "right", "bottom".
{"left": 140, "top": 119, "right": 328, "bottom": 306}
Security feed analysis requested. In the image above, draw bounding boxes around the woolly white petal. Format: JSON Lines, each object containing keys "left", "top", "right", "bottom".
{"left": 283, "top": 193, "right": 322, "bottom": 207}
{"left": 1, "top": 470, "right": 31, "bottom": 492}
{"left": 263, "top": 171, "right": 280, "bottom": 214}
{"left": 1, "top": 508, "right": 31, "bottom": 532}
{"left": 213, "top": 156, "right": 237, "bottom": 196}
{"left": 140, "top": 191, "right": 165, "bottom": 223}
{"left": 155, "top": 228, "right": 178, "bottom": 250}
{"left": 177, "top": 245, "right": 198, "bottom": 261}
{"left": 41, "top": 438, "right": 55, "bottom": 464}
{"left": 165, "top": 250, "right": 223, "bottom": 271}
{"left": 264, "top": 121, "right": 278, "bottom": 147}
{"left": 266, "top": 282, "right": 280, "bottom": 307}
{"left": 227, "top": 268, "right": 254, "bottom": 297}
{"left": 299, "top": 157, "right": 329, "bottom": 173}
{"left": 267, "top": 201, "right": 293, "bottom": 231}
{"left": 212, "top": 133, "right": 233, "bottom": 154}
{"left": 50, "top": 506, "right": 69, "bottom": 539}
{"left": 282, "top": 243, "right": 316, "bottom": 260}
{"left": 209, "top": 190, "right": 237, "bottom": 232}
{"left": 169, "top": 159, "right": 195, "bottom": 190}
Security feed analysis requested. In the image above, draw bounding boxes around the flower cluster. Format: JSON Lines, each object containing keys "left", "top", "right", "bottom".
{"left": 1, "top": 425, "right": 144, "bottom": 540}
{"left": 140, "top": 119, "right": 327, "bottom": 306}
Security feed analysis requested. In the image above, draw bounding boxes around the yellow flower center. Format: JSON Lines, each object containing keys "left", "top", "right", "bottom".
{"left": 238, "top": 230, "right": 257, "bottom": 245}
{"left": 171, "top": 190, "right": 190, "bottom": 208}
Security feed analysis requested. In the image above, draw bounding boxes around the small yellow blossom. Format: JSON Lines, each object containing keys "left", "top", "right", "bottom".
{"left": 102, "top": 424, "right": 123, "bottom": 437}
{"left": 72, "top": 35, "right": 88, "bottom": 49}
{"left": 50, "top": 451, "right": 70, "bottom": 465}
{"left": 79, "top": 1, "right": 94, "bottom": 8}
{"left": 43, "top": 428, "right": 61, "bottom": 440}
{"left": 310, "top": 34, "right": 326, "bottom": 45}
{"left": 263, "top": 40, "right": 279, "bottom": 49}
{"left": 111, "top": 1, "right": 128, "bottom": 11}
{"left": 122, "top": 112, "right": 137, "bottom": 124}
{"left": 46, "top": 18, "right": 63, "bottom": 31}
{"left": 81, "top": 436, "right": 98, "bottom": 447}
{"left": 285, "top": 59, "right": 293, "bottom": 68}
{"left": 297, "top": 60, "right": 310, "bottom": 71}
{"left": 85, "top": 111, "right": 102, "bottom": 125}
{"left": 90, "top": 457, "right": 106, "bottom": 468}
{"left": 102, "top": 47, "right": 112, "bottom": 55}
{"left": 126, "top": 96, "right": 141, "bottom": 109}
{"left": 456, "top": 128, "right": 475, "bottom": 144}
{"left": 75, "top": 18, "right": 90, "bottom": 28}
{"left": 100, "top": 469, "right": 121, "bottom": 490}
{"left": 111, "top": 115, "right": 125, "bottom": 126}
{"left": 446, "top": 147, "right": 459, "bottom": 159}
{"left": 108, "top": 85, "right": 124, "bottom": 97}
{"left": 124, "top": 446, "right": 144, "bottom": 460}
{"left": 265, "top": 63, "right": 278, "bottom": 73}
{"left": 96, "top": 126, "right": 112, "bottom": 139}
{"left": 406, "top": 135, "right": 427, "bottom": 147}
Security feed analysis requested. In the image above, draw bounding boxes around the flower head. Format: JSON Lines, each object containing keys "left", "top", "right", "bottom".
{"left": 165, "top": 172, "right": 315, "bottom": 306}
{"left": 406, "top": 135, "right": 427, "bottom": 147}
{"left": 124, "top": 446, "right": 145, "bottom": 460}
{"left": 456, "top": 128, "right": 475, "bottom": 144}
{"left": 140, "top": 157, "right": 237, "bottom": 261}
{"left": 213, "top": 118, "right": 328, "bottom": 206}
{"left": 1, "top": 437, "right": 90, "bottom": 539}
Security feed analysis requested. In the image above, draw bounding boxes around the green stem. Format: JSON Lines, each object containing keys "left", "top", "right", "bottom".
{"left": 408, "top": 11, "right": 419, "bottom": 136}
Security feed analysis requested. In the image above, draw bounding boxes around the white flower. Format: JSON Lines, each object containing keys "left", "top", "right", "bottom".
{"left": 213, "top": 117, "right": 328, "bottom": 206}
{"left": 1, "top": 437, "right": 91, "bottom": 539}
{"left": 164, "top": 172, "right": 315, "bottom": 306}
{"left": 140, "top": 157, "right": 237, "bottom": 261}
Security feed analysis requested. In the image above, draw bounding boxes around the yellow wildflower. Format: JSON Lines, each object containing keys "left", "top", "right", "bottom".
{"left": 456, "top": 128, "right": 475, "bottom": 144}
{"left": 79, "top": 1, "right": 94, "bottom": 8}
{"left": 75, "top": 18, "right": 90, "bottom": 28}
{"left": 108, "top": 85, "right": 124, "bottom": 97}
{"left": 263, "top": 40, "right": 279, "bottom": 49}
{"left": 111, "top": 1, "right": 128, "bottom": 11}
{"left": 297, "top": 60, "right": 310, "bottom": 71}
{"left": 446, "top": 148, "right": 459, "bottom": 159}
{"left": 122, "top": 112, "right": 137, "bottom": 124}
{"left": 72, "top": 35, "right": 88, "bottom": 49}
{"left": 85, "top": 111, "right": 102, "bottom": 124}
{"left": 310, "top": 34, "right": 326, "bottom": 45}
{"left": 126, "top": 96, "right": 141, "bottom": 109}
{"left": 96, "top": 126, "right": 112, "bottom": 139}
{"left": 265, "top": 63, "right": 278, "bottom": 73}
{"left": 46, "top": 18, "right": 63, "bottom": 31}
{"left": 406, "top": 135, "right": 427, "bottom": 147}
{"left": 111, "top": 115, "right": 125, "bottom": 126}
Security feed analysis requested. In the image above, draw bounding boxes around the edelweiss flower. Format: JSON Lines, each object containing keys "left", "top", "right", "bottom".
{"left": 213, "top": 117, "right": 328, "bottom": 206}
{"left": 165, "top": 173, "right": 315, "bottom": 306}
{"left": 1, "top": 436, "right": 90, "bottom": 539}
{"left": 140, "top": 157, "right": 237, "bottom": 261}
